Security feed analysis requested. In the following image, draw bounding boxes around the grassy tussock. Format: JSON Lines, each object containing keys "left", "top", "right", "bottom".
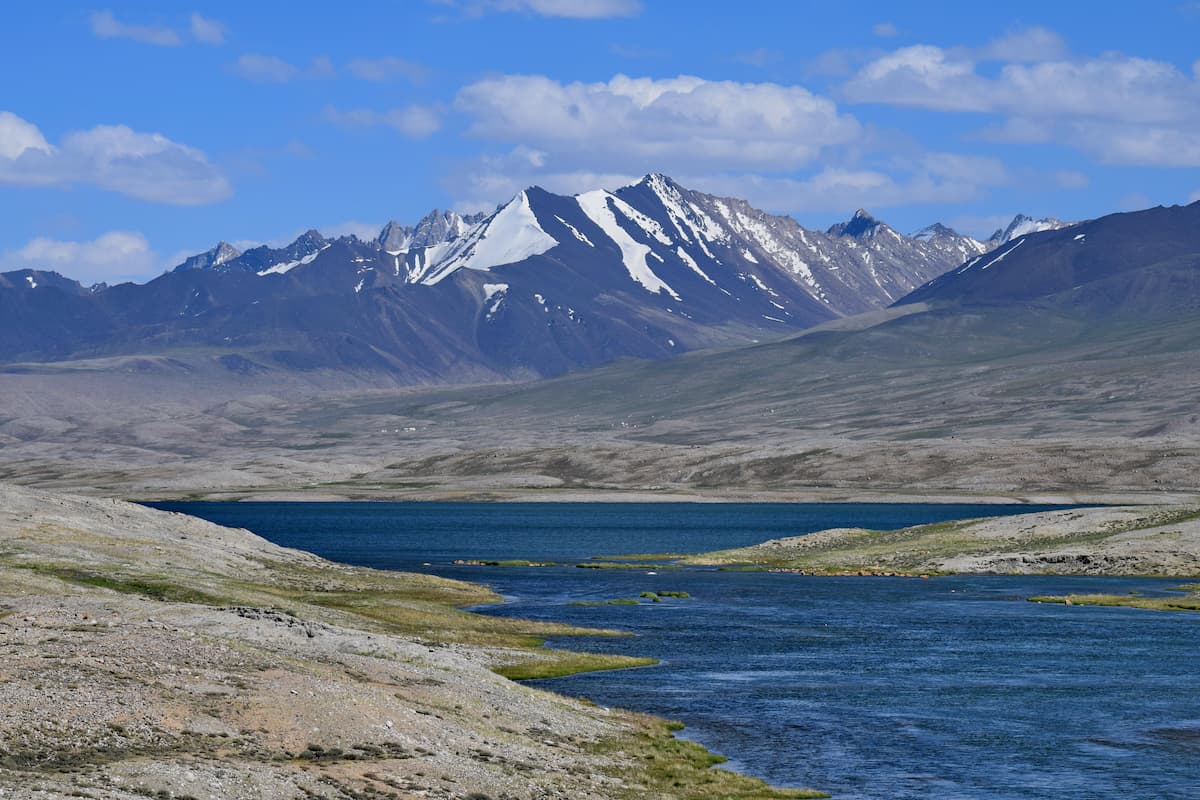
{"left": 592, "top": 714, "right": 829, "bottom": 799}
{"left": 1029, "top": 589, "right": 1200, "bottom": 612}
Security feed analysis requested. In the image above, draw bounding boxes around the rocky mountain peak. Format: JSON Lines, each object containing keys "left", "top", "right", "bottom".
{"left": 828, "top": 209, "right": 885, "bottom": 239}
{"left": 173, "top": 241, "right": 244, "bottom": 272}
{"left": 988, "top": 214, "right": 1069, "bottom": 246}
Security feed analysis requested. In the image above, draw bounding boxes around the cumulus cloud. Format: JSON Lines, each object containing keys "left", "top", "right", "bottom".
{"left": 323, "top": 105, "right": 442, "bottom": 138}
{"left": 438, "top": 0, "right": 641, "bottom": 18}
{"left": 90, "top": 10, "right": 181, "bottom": 46}
{"left": 5, "top": 231, "right": 160, "bottom": 284}
{"left": 0, "top": 112, "right": 52, "bottom": 160}
{"left": 345, "top": 57, "right": 428, "bottom": 83}
{"left": 444, "top": 146, "right": 638, "bottom": 211}
{"left": 684, "top": 153, "right": 1009, "bottom": 216}
{"left": 456, "top": 74, "right": 860, "bottom": 172}
{"left": 0, "top": 111, "right": 231, "bottom": 205}
{"left": 189, "top": 13, "right": 226, "bottom": 45}
{"left": 842, "top": 37, "right": 1200, "bottom": 166}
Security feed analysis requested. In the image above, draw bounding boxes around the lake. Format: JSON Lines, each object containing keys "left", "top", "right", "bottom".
{"left": 151, "top": 501, "right": 1200, "bottom": 800}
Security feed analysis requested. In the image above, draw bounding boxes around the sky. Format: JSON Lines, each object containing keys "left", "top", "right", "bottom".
{"left": 3, "top": 0, "right": 1200, "bottom": 285}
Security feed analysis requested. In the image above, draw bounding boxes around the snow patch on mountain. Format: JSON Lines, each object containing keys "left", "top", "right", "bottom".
{"left": 420, "top": 191, "right": 557, "bottom": 285}
{"left": 257, "top": 244, "right": 331, "bottom": 276}
{"left": 555, "top": 215, "right": 594, "bottom": 247}
{"left": 989, "top": 214, "right": 1069, "bottom": 246}
{"left": 978, "top": 239, "right": 1025, "bottom": 271}
{"left": 577, "top": 190, "right": 681, "bottom": 300}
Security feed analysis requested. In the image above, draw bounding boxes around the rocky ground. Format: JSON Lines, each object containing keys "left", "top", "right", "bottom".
{"left": 0, "top": 484, "right": 822, "bottom": 800}
{"left": 679, "top": 505, "right": 1200, "bottom": 577}
{"left": 0, "top": 347, "right": 1198, "bottom": 505}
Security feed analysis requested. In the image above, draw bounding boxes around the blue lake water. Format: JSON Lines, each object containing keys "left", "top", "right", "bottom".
{"left": 151, "top": 502, "right": 1200, "bottom": 800}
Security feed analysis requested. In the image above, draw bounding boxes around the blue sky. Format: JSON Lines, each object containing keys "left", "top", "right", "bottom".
{"left": 3, "top": 0, "right": 1200, "bottom": 284}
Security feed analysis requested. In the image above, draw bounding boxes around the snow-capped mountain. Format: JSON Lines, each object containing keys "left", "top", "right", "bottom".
{"left": 897, "top": 201, "right": 1199, "bottom": 315}
{"left": 380, "top": 174, "right": 976, "bottom": 318}
{"left": 378, "top": 210, "right": 484, "bottom": 253}
{"left": 172, "top": 230, "right": 329, "bottom": 276}
{"left": 1, "top": 174, "right": 1020, "bottom": 383}
{"left": 910, "top": 222, "right": 990, "bottom": 265}
{"left": 987, "top": 214, "right": 1069, "bottom": 246}
{"left": 173, "top": 241, "right": 241, "bottom": 272}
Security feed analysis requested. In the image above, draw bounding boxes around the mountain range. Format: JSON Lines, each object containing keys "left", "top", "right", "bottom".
{"left": 1, "top": 174, "right": 1062, "bottom": 383}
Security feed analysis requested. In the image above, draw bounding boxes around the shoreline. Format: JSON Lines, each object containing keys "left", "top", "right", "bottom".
{"left": 133, "top": 487, "right": 1191, "bottom": 506}
{"left": 0, "top": 483, "right": 826, "bottom": 800}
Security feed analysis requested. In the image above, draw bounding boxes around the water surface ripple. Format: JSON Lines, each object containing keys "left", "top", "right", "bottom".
{"left": 153, "top": 502, "right": 1200, "bottom": 800}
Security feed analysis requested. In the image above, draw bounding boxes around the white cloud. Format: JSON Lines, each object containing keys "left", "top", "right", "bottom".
{"left": 0, "top": 111, "right": 52, "bottom": 160}
{"left": 438, "top": 0, "right": 641, "bottom": 18}
{"left": 843, "top": 45, "right": 987, "bottom": 111}
{"left": 456, "top": 74, "right": 860, "bottom": 172}
{"left": 233, "top": 54, "right": 335, "bottom": 83}
{"left": 345, "top": 57, "right": 428, "bottom": 83}
{"left": 90, "top": 10, "right": 181, "bottom": 46}
{"left": 843, "top": 40, "right": 1200, "bottom": 166}
{"left": 444, "top": 143, "right": 1007, "bottom": 220}
{"left": 5, "top": 231, "right": 159, "bottom": 284}
{"left": 845, "top": 47, "right": 1197, "bottom": 122}
{"left": 976, "top": 27, "right": 1066, "bottom": 62}
{"left": 684, "top": 164, "right": 998, "bottom": 217}
{"left": 0, "top": 112, "right": 231, "bottom": 205}
{"left": 190, "top": 13, "right": 226, "bottom": 45}
{"left": 444, "top": 146, "right": 637, "bottom": 211}
{"left": 684, "top": 151, "right": 1009, "bottom": 215}
{"left": 872, "top": 22, "right": 898, "bottom": 37}
{"left": 234, "top": 54, "right": 300, "bottom": 83}
{"left": 323, "top": 105, "right": 442, "bottom": 138}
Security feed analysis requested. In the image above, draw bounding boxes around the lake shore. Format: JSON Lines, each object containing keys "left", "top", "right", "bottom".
{"left": 0, "top": 483, "right": 824, "bottom": 800}
{"left": 678, "top": 504, "right": 1200, "bottom": 578}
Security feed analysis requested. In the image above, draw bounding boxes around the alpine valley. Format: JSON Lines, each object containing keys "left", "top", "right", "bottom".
{"left": 7, "top": 174, "right": 1200, "bottom": 504}
{"left": 2, "top": 174, "right": 1033, "bottom": 384}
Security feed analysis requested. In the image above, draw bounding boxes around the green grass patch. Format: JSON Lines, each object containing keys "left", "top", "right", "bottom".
{"left": 13, "top": 564, "right": 230, "bottom": 606}
{"left": 1028, "top": 592, "right": 1200, "bottom": 613}
{"left": 575, "top": 562, "right": 678, "bottom": 570}
{"left": 590, "top": 714, "right": 828, "bottom": 799}
{"left": 682, "top": 506, "right": 1200, "bottom": 577}
{"left": 493, "top": 652, "right": 658, "bottom": 681}
{"left": 591, "top": 553, "right": 686, "bottom": 561}
{"left": 455, "top": 559, "right": 557, "bottom": 567}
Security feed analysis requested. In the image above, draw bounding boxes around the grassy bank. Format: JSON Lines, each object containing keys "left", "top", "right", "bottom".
{"left": 1029, "top": 585, "right": 1200, "bottom": 613}
{"left": 676, "top": 506, "right": 1200, "bottom": 577}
